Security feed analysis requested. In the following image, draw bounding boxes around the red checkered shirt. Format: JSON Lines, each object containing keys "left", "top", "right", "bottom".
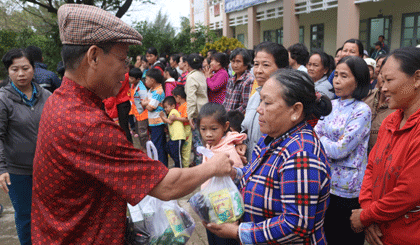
{"left": 32, "top": 77, "right": 168, "bottom": 244}
{"left": 222, "top": 70, "right": 254, "bottom": 114}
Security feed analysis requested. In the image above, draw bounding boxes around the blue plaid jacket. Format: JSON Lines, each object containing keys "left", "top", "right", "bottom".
{"left": 237, "top": 122, "right": 331, "bottom": 244}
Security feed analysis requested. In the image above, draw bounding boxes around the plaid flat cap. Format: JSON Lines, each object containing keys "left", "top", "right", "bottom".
{"left": 58, "top": 4, "right": 142, "bottom": 45}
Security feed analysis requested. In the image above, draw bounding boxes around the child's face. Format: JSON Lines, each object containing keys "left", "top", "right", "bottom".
{"left": 145, "top": 76, "right": 156, "bottom": 89}
{"left": 163, "top": 102, "right": 175, "bottom": 114}
{"left": 128, "top": 76, "right": 138, "bottom": 85}
{"left": 141, "top": 60, "right": 148, "bottom": 69}
{"left": 146, "top": 53, "right": 157, "bottom": 65}
{"left": 199, "top": 116, "right": 229, "bottom": 147}
{"left": 174, "top": 95, "right": 182, "bottom": 104}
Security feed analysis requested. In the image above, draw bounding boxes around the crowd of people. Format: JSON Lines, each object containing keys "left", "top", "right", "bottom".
{"left": 0, "top": 3, "right": 420, "bottom": 245}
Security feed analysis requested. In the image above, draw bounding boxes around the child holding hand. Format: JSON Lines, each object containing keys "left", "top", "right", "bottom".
{"left": 169, "top": 86, "right": 191, "bottom": 168}
{"left": 159, "top": 96, "right": 186, "bottom": 168}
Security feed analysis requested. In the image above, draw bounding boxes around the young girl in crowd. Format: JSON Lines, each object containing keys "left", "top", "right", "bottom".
{"left": 203, "top": 52, "right": 229, "bottom": 104}
{"left": 197, "top": 102, "right": 246, "bottom": 245}
{"left": 163, "top": 67, "right": 179, "bottom": 96}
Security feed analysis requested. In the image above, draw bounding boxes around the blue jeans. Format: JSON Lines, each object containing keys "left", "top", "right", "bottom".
{"left": 8, "top": 174, "right": 32, "bottom": 245}
{"left": 150, "top": 124, "right": 168, "bottom": 167}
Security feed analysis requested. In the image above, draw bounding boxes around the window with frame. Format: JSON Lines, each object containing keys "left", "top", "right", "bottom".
{"left": 237, "top": 34, "right": 245, "bottom": 45}
{"left": 263, "top": 28, "right": 283, "bottom": 44}
{"left": 401, "top": 12, "right": 420, "bottom": 47}
{"left": 299, "top": 26, "right": 304, "bottom": 44}
{"left": 310, "top": 23, "right": 324, "bottom": 52}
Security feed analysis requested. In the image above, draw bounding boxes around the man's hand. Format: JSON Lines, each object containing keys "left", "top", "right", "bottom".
{"left": 365, "top": 224, "right": 383, "bottom": 245}
{"left": 350, "top": 209, "right": 365, "bottom": 233}
{"left": 0, "top": 172, "right": 11, "bottom": 193}
{"left": 205, "top": 152, "right": 233, "bottom": 177}
{"left": 204, "top": 221, "right": 239, "bottom": 240}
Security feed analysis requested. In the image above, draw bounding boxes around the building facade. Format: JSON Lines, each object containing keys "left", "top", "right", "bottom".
{"left": 190, "top": 0, "right": 420, "bottom": 56}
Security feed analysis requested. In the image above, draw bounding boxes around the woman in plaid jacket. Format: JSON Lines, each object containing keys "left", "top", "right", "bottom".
{"left": 206, "top": 69, "right": 332, "bottom": 244}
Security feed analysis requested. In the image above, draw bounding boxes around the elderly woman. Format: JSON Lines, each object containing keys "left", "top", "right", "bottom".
{"left": 241, "top": 41, "right": 289, "bottom": 161}
{"left": 0, "top": 49, "right": 51, "bottom": 244}
{"left": 315, "top": 56, "right": 371, "bottom": 245}
{"left": 350, "top": 47, "right": 420, "bottom": 245}
{"left": 307, "top": 51, "right": 335, "bottom": 99}
{"left": 206, "top": 69, "right": 332, "bottom": 244}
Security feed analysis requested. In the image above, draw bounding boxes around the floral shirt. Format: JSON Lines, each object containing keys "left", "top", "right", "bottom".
{"left": 315, "top": 98, "right": 371, "bottom": 198}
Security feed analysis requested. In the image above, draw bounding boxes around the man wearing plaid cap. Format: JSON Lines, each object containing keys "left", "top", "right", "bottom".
{"left": 31, "top": 4, "right": 233, "bottom": 244}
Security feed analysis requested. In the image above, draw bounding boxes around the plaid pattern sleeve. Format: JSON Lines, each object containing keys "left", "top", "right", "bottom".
{"left": 223, "top": 70, "right": 254, "bottom": 114}
{"left": 238, "top": 122, "right": 331, "bottom": 245}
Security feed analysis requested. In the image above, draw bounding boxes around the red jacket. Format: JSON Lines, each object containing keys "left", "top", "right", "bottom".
{"left": 103, "top": 73, "right": 130, "bottom": 119}
{"left": 359, "top": 108, "right": 420, "bottom": 244}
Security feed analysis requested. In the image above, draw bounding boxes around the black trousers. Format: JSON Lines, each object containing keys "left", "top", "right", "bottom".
{"left": 117, "top": 101, "right": 133, "bottom": 143}
{"left": 324, "top": 194, "right": 365, "bottom": 245}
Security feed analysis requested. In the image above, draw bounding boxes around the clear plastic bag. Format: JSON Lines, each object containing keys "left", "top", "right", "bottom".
{"left": 127, "top": 196, "right": 195, "bottom": 245}
{"left": 189, "top": 176, "right": 244, "bottom": 224}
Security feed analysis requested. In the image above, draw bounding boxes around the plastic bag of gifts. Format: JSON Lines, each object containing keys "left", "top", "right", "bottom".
{"left": 127, "top": 196, "right": 195, "bottom": 245}
{"left": 188, "top": 147, "right": 244, "bottom": 224}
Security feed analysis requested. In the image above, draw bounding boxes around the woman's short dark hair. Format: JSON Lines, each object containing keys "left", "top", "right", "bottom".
{"left": 141, "top": 55, "right": 148, "bottom": 62}
{"left": 385, "top": 47, "right": 420, "bottom": 77}
{"left": 165, "top": 67, "right": 179, "bottom": 80}
{"left": 230, "top": 48, "right": 252, "bottom": 69}
{"left": 375, "top": 54, "right": 387, "bottom": 63}
{"left": 146, "top": 68, "right": 164, "bottom": 85}
{"left": 271, "top": 69, "right": 332, "bottom": 120}
{"left": 2, "top": 48, "right": 34, "bottom": 71}
{"left": 288, "top": 43, "right": 310, "bottom": 66}
{"left": 335, "top": 47, "right": 343, "bottom": 56}
{"left": 271, "top": 68, "right": 332, "bottom": 120}
{"left": 254, "top": 41, "right": 289, "bottom": 69}
{"left": 343, "top": 39, "right": 364, "bottom": 57}
{"left": 187, "top": 53, "right": 204, "bottom": 70}
{"left": 337, "top": 56, "right": 370, "bottom": 100}
{"left": 211, "top": 52, "right": 229, "bottom": 69}
{"left": 146, "top": 47, "right": 158, "bottom": 56}
{"left": 310, "top": 51, "right": 335, "bottom": 77}
{"left": 197, "top": 103, "right": 227, "bottom": 128}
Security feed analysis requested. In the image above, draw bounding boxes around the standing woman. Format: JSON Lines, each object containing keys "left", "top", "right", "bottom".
{"left": 223, "top": 48, "right": 255, "bottom": 114}
{"left": 241, "top": 41, "right": 289, "bottom": 161}
{"left": 350, "top": 47, "right": 420, "bottom": 245}
{"left": 315, "top": 56, "right": 371, "bottom": 244}
{"left": 0, "top": 49, "right": 51, "bottom": 244}
{"left": 328, "top": 39, "right": 364, "bottom": 84}
{"left": 307, "top": 51, "right": 335, "bottom": 99}
{"left": 203, "top": 52, "right": 229, "bottom": 104}
{"left": 205, "top": 69, "right": 332, "bottom": 244}
{"left": 185, "top": 54, "right": 208, "bottom": 166}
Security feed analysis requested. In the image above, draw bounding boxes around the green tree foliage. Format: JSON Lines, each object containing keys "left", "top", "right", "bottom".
{"left": 16, "top": 0, "right": 154, "bottom": 18}
{"left": 129, "top": 14, "right": 218, "bottom": 58}
{"left": 201, "top": 36, "right": 245, "bottom": 56}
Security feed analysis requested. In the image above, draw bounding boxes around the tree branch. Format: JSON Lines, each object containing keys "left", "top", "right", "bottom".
{"left": 24, "top": 0, "right": 57, "bottom": 14}
{"left": 115, "top": 0, "right": 132, "bottom": 18}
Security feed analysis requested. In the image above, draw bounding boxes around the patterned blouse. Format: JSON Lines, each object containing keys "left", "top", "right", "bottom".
{"left": 222, "top": 70, "right": 254, "bottom": 114}
{"left": 235, "top": 122, "right": 331, "bottom": 245}
{"left": 315, "top": 98, "right": 371, "bottom": 198}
